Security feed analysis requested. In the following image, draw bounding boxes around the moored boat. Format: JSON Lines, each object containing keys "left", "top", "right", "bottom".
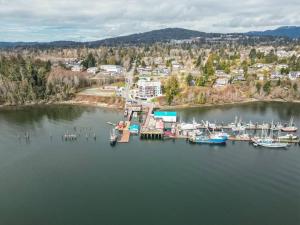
{"left": 281, "top": 117, "right": 298, "bottom": 132}
{"left": 253, "top": 138, "right": 289, "bottom": 148}
{"left": 189, "top": 133, "right": 227, "bottom": 144}
{"left": 110, "top": 129, "right": 118, "bottom": 146}
{"left": 278, "top": 133, "right": 298, "bottom": 140}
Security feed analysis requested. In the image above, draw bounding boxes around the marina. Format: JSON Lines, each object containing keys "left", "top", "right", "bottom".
{"left": 111, "top": 103, "right": 300, "bottom": 148}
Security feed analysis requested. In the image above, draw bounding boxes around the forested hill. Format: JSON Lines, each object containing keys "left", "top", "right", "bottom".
{"left": 0, "top": 28, "right": 220, "bottom": 49}
{"left": 247, "top": 26, "right": 300, "bottom": 39}
{"left": 1, "top": 26, "right": 300, "bottom": 49}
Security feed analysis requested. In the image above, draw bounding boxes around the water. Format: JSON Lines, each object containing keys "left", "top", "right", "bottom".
{"left": 0, "top": 103, "right": 299, "bottom": 225}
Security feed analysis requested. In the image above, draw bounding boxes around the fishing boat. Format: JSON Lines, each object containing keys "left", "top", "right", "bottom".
{"left": 213, "top": 131, "right": 229, "bottom": 140}
{"left": 180, "top": 119, "right": 201, "bottom": 130}
{"left": 189, "top": 129, "right": 227, "bottom": 144}
{"left": 110, "top": 129, "right": 118, "bottom": 146}
{"left": 252, "top": 129, "right": 289, "bottom": 148}
{"left": 252, "top": 138, "right": 289, "bottom": 148}
{"left": 245, "top": 121, "right": 256, "bottom": 129}
{"left": 278, "top": 133, "right": 298, "bottom": 141}
{"left": 229, "top": 116, "right": 246, "bottom": 132}
{"left": 270, "top": 121, "right": 283, "bottom": 131}
{"left": 281, "top": 117, "right": 298, "bottom": 132}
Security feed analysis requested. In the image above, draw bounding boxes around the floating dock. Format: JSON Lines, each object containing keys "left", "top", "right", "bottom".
{"left": 118, "top": 130, "right": 131, "bottom": 143}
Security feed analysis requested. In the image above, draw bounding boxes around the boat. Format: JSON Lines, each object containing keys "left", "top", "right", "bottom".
{"left": 281, "top": 117, "right": 298, "bottom": 132}
{"left": 252, "top": 129, "right": 289, "bottom": 148}
{"left": 189, "top": 133, "right": 227, "bottom": 144}
{"left": 179, "top": 118, "right": 201, "bottom": 131}
{"left": 213, "top": 131, "right": 229, "bottom": 140}
{"left": 246, "top": 121, "right": 256, "bottom": 129}
{"left": 278, "top": 133, "right": 298, "bottom": 140}
{"left": 110, "top": 129, "right": 118, "bottom": 146}
{"left": 270, "top": 121, "right": 283, "bottom": 131}
{"left": 229, "top": 116, "right": 246, "bottom": 132}
{"left": 253, "top": 138, "right": 289, "bottom": 148}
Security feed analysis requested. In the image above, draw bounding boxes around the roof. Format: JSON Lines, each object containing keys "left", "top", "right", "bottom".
{"left": 154, "top": 111, "right": 177, "bottom": 117}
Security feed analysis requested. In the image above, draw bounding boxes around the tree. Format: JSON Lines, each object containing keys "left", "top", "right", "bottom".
{"left": 81, "top": 53, "right": 96, "bottom": 69}
{"left": 293, "top": 83, "right": 298, "bottom": 92}
{"left": 185, "top": 73, "right": 193, "bottom": 86}
{"left": 203, "top": 55, "right": 215, "bottom": 78}
{"left": 164, "top": 76, "right": 179, "bottom": 105}
{"left": 263, "top": 81, "right": 271, "bottom": 94}
{"left": 256, "top": 82, "right": 262, "bottom": 93}
{"left": 249, "top": 48, "right": 257, "bottom": 64}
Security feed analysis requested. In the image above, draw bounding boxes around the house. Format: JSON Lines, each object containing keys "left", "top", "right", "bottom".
{"left": 137, "top": 79, "right": 162, "bottom": 99}
{"left": 87, "top": 67, "right": 98, "bottom": 74}
{"left": 271, "top": 71, "right": 284, "bottom": 80}
{"left": 214, "top": 78, "right": 229, "bottom": 87}
{"left": 71, "top": 65, "right": 84, "bottom": 72}
{"left": 215, "top": 70, "right": 230, "bottom": 78}
{"left": 100, "top": 65, "right": 123, "bottom": 74}
{"left": 289, "top": 71, "right": 300, "bottom": 80}
{"left": 154, "top": 111, "right": 177, "bottom": 123}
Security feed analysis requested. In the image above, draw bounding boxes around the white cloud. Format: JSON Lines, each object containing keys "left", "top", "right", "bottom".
{"left": 0, "top": 0, "right": 299, "bottom": 41}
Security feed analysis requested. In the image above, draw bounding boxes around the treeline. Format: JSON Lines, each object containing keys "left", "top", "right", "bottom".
{"left": 0, "top": 55, "right": 89, "bottom": 105}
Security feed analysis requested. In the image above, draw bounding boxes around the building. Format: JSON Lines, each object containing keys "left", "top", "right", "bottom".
{"left": 271, "top": 71, "right": 284, "bottom": 80}
{"left": 154, "top": 111, "right": 177, "bottom": 123}
{"left": 71, "top": 65, "right": 84, "bottom": 72}
{"left": 137, "top": 80, "right": 162, "bottom": 99}
{"left": 214, "top": 78, "right": 229, "bottom": 87}
{"left": 100, "top": 65, "right": 123, "bottom": 74}
{"left": 289, "top": 71, "right": 300, "bottom": 80}
{"left": 87, "top": 67, "right": 98, "bottom": 74}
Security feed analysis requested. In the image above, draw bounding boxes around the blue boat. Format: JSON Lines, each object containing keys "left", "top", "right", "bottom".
{"left": 189, "top": 134, "right": 227, "bottom": 144}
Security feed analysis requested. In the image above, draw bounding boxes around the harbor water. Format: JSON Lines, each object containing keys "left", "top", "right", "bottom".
{"left": 0, "top": 102, "right": 299, "bottom": 225}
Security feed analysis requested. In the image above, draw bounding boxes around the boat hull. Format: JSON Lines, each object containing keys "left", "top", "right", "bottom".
{"left": 190, "top": 136, "right": 227, "bottom": 145}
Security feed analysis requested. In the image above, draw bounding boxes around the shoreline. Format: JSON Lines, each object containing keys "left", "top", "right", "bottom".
{"left": 1, "top": 98, "right": 300, "bottom": 111}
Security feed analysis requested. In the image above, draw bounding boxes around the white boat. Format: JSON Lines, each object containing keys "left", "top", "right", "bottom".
{"left": 270, "top": 122, "right": 283, "bottom": 131}
{"left": 252, "top": 129, "right": 289, "bottom": 148}
{"left": 229, "top": 116, "right": 246, "bottom": 132}
{"left": 246, "top": 121, "right": 256, "bottom": 129}
{"left": 253, "top": 138, "right": 289, "bottom": 148}
{"left": 180, "top": 118, "right": 201, "bottom": 131}
{"left": 281, "top": 117, "right": 298, "bottom": 132}
{"left": 278, "top": 133, "right": 298, "bottom": 140}
{"left": 110, "top": 129, "right": 118, "bottom": 146}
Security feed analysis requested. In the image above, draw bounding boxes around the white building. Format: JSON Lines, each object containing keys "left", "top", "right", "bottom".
{"left": 137, "top": 80, "right": 162, "bottom": 99}
{"left": 87, "top": 67, "right": 98, "bottom": 74}
{"left": 100, "top": 65, "right": 123, "bottom": 74}
{"left": 289, "top": 71, "right": 300, "bottom": 80}
{"left": 214, "top": 78, "right": 229, "bottom": 87}
{"left": 71, "top": 65, "right": 84, "bottom": 72}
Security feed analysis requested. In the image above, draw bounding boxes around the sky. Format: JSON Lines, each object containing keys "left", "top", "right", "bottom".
{"left": 0, "top": 0, "right": 299, "bottom": 42}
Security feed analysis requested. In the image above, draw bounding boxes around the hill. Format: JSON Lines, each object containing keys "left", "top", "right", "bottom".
{"left": 247, "top": 26, "right": 300, "bottom": 39}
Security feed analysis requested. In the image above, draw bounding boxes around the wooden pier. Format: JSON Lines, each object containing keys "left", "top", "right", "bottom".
{"left": 118, "top": 130, "right": 131, "bottom": 143}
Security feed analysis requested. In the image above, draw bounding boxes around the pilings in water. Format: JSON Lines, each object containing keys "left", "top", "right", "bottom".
{"left": 140, "top": 132, "right": 164, "bottom": 140}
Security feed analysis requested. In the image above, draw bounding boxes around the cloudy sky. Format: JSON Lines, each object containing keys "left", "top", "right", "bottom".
{"left": 0, "top": 0, "right": 299, "bottom": 42}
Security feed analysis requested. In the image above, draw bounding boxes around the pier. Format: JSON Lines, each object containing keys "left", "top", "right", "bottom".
{"left": 118, "top": 130, "right": 131, "bottom": 143}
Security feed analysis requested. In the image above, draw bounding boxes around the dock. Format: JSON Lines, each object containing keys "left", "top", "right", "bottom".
{"left": 118, "top": 121, "right": 131, "bottom": 143}
{"left": 118, "top": 130, "right": 131, "bottom": 143}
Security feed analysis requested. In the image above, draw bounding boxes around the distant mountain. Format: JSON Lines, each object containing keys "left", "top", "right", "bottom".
{"left": 247, "top": 26, "right": 300, "bottom": 39}
{"left": 0, "top": 28, "right": 222, "bottom": 49}
{"left": 0, "top": 26, "right": 297, "bottom": 49}
{"left": 88, "top": 28, "right": 220, "bottom": 46}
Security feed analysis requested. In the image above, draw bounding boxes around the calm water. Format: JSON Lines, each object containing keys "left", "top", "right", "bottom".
{"left": 0, "top": 103, "right": 299, "bottom": 225}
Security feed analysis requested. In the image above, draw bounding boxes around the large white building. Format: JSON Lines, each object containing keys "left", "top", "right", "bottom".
{"left": 100, "top": 65, "right": 123, "bottom": 74}
{"left": 137, "top": 80, "right": 162, "bottom": 99}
